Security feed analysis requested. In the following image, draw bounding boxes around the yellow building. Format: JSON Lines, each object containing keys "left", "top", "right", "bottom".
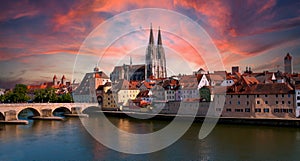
{"left": 103, "top": 79, "right": 139, "bottom": 109}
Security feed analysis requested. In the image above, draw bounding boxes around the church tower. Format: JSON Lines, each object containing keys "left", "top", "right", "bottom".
{"left": 145, "top": 24, "right": 156, "bottom": 79}
{"left": 156, "top": 27, "right": 167, "bottom": 78}
{"left": 145, "top": 24, "right": 167, "bottom": 79}
{"left": 284, "top": 53, "right": 292, "bottom": 74}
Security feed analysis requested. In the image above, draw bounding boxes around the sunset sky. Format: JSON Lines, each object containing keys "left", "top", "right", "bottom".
{"left": 0, "top": 0, "right": 300, "bottom": 88}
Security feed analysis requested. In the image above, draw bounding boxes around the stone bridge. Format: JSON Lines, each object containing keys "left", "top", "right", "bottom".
{"left": 0, "top": 103, "right": 99, "bottom": 121}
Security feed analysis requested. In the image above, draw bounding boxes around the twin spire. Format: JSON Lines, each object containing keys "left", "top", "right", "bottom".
{"left": 148, "top": 24, "right": 163, "bottom": 45}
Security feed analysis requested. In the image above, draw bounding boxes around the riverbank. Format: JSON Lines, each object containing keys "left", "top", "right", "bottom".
{"left": 98, "top": 110, "right": 300, "bottom": 127}
{"left": 0, "top": 120, "right": 28, "bottom": 125}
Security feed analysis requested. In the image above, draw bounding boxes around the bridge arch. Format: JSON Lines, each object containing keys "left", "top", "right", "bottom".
{"left": 18, "top": 107, "right": 41, "bottom": 119}
{"left": 53, "top": 107, "right": 71, "bottom": 116}
{"left": 0, "top": 112, "right": 4, "bottom": 121}
{"left": 82, "top": 106, "right": 101, "bottom": 114}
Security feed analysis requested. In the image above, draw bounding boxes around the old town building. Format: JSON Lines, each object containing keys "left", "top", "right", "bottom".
{"left": 73, "top": 67, "right": 110, "bottom": 103}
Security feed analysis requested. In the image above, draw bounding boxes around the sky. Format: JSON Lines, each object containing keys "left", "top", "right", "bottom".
{"left": 0, "top": 0, "right": 300, "bottom": 88}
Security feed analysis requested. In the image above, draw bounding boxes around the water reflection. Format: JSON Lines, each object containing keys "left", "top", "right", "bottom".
{"left": 1, "top": 116, "right": 300, "bottom": 160}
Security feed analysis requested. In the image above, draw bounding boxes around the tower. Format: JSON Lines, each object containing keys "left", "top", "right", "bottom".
{"left": 145, "top": 24, "right": 156, "bottom": 79}
{"left": 284, "top": 53, "right": 292, "bottom": 74}
{"left": 53, "top": 75, "right": 58, "bottom": 86}
{"left": 61, "top": 75, "right": 66, "bottom": 85}
{"left": 145, "top": 24, "right": 167, "bottom": 79}
{"left": 157, "top": 27, "right": 167, "bottom": 78}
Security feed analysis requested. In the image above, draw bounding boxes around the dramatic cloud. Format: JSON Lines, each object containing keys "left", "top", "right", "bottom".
{"left": 0, "top": 0, "right": 299, "bottom": 87}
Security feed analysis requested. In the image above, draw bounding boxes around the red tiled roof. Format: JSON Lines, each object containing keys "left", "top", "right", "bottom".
{"left": 228, "top": 83, "right": 293, "bottom": 94}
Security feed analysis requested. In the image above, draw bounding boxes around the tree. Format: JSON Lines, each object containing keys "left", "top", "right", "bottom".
{"left": 199, "top": 87, "right": 211, "bottom": 102}
{"left": 4, "top": 84, "right": 30, "bottom": 103}
{"left": 58, "top": 93, "right": 73, "bottom": 103}
{"left": 33, "top": 88, "right": 58, "bottom": 103}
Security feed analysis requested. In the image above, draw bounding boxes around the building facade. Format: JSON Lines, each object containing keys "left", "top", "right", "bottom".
{"left": 221, "top": 83, "right": 295, "bottom": 118}
{"left": 73, "top": 67, "right": 111, "bottom": 103}
{"left": 295, "top": 85, "right": 300, "bottom": 117}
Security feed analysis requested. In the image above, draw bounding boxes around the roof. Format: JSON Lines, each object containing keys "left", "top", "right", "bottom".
{"left": 178, "top": 75, "right": 198, "bottom": 90}
{"left": 136, "top": 90, "right": 150, "bottom": 98}
{"left": 251, "top": 83, "right": 294, "bottom": 94}
{"left": 227, "top": 83, "right": 294, "bottom": 94}
{"left": 112, "top": 79, "right": 138, "bottom": 91}
{"left": 94, "top": 71, "right": 110, "bottom": 79}
{"left": 242, "top": 76, "right": 259, "bottom": 85}
{"left": 206, "top": 74, "right": 225, "bottom": 81}
{"left": 112, "top": 64, "right": 145, "bottom": 73}
{"left": 295, "top": 84, "right": 300, "bottom": 90}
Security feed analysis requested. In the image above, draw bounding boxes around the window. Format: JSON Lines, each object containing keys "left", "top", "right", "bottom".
{"left": 238, "top": 101, "right": 240, "bottom": 105}
{"left": 229, "top": 101, "right": 232, "bottom": 104}
{"left": 297, "top": 102, "right": 300, "bottom": 107}
{"left": 245, "top": 108, "right": 250, "bottom": 112}
{"left": 247, "top": 95, "right": 249, "bottom": 98}
{"left": 257, "top": 101, "right": 260, "bottom": 104}
{"left": 255, "top": 108, "right": 261, "bottom": 113}
{"left": 235, "top": 109, "right": 243, "bottom": 112}
{"left": 263, "top": 108, "right": 269, "bottom": 113}
{"left": 216, "top": 108, "right": 222, "bottom": 112}
{"left": 265, "top": 101, "right": 268, "bottom": 104}
{"left": 257, "top": 94, "right": 260, "bottom": 98}
{"left": 276, "top": 94, "right": 278, "bottom": 98}
{"left": 289, "top": 109, "right": 293, "bottom": 113}
{"left": 282, "top": 94, "right": 284, "bottom": 98}
{"left": 274, "top": 108, "right": 279, "bottom": 113}
{"left": 226, "top": 108, "right": 231, "bottom": 112}
{"left": 288, "top": 101, "right": 291, "bottom": 104}
{"left": 265, "top": 94, "right": 268, "bottom": 97}
{"left": 238, "top": 95, "right": 240, "bottom": 98}
{"left": 276, "top": 101, "right": 278, "bottom": 104}
{"left": 231, "top": 95, "right": 233, "bottom": 98}
{"left": 282, "top": 101, "right": 285, "bottom": 104}
{"left": 288, "top": 94, "right": 291, "bottom": 98}
{"left": 247, "top": 101, "right": 249, "bottom": 105}
{"left": 297, "top": 96, "right": 300, "bottom": 100}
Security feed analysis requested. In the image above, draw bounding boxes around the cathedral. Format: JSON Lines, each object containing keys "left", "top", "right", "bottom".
{"left": 145, "top": 25, "right": 167, "bottom": 79}
{"left": 110, "top": 25, "right": 167, "bottom": 82}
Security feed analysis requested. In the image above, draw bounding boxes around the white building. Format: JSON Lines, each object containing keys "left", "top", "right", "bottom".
{"left": 197, "top": 74, "right": 209, "bottom": 89}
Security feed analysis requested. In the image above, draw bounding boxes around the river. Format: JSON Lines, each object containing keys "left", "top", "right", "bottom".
{"left": 1, "top": 115, "right": 300, "bottom": 160}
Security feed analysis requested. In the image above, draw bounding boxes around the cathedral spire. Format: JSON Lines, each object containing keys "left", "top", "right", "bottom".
{"left": 157, "top": 26, "right": 162, "bottom": 45}
{"left": 149, "top": 23, "right": 154, "bottom": 45}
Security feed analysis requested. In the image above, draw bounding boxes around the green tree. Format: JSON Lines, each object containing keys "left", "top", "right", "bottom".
{"left": 34, "top": 88, "right": 58, "bottom": 103}
{"left": 5, "top": 84, "right": 30, "bottom": 103}
{"left": 47, "top": 88, "right": 58, "bottom": 102}
{"left": 58, "top": 93, "right": 73, "bottom": 103}
{"left": 199, "top": 87, "right": 211, "bottom": 102}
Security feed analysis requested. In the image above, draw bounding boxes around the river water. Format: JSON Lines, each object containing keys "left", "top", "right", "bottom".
{"left": 1, "top": 115, "right": 300, "bottom": 161}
